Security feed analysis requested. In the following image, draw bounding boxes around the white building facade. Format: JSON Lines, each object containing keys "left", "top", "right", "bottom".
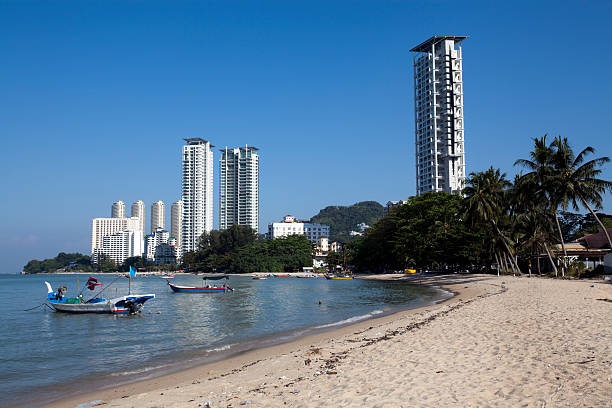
{"left": 411, "top": 36, "right": 467, "bottom": 195}
{"left": 182, "top": 138, "right": 214, "bottom": 254}
{"left": 151, "top": 200, "right": 165, "bottom": 232}
{"left": 144, "top": 227, "right": 170, "bottom": 260}
{"left": 171, "top": 200, "right": 183, "bottom": 248}
{"left": 131, "top": 200, "right": 145, "bottom": 232}
{"left": 93, "top": 229, "right": 144, "bottom": 265}
{"left": 219, "top": 146, "right": 259, "bottom": 232}
{"left": 111, "top": 201, "right": 126, "bottom": 218}
{"left": 268, "top": 215, "right": 330, "bottom": 243}
{"left": 91, "top": 217, "right": 141, "bottom": 254}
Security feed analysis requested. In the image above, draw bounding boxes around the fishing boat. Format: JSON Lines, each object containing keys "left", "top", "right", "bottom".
{"left": 159, "top": 275, "right": 175, "bottom": 279}
{"left": 44, "top": 274, "right": 155, "bottom": 314}
{"left": 167, "top": 274, "right": 233, "bottom": 293}
{"left": 252, "top": 276, "right": 267, "bottom": 280}
{"left": 325, "top": 273, "right": 354, "bottom": 280}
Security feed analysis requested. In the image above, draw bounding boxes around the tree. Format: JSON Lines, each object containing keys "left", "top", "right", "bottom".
{"left": 463, "top": 167, "right": 520, "bottom": 273}
{"left": 549, "top": 136, "right": 612, "bottom": 249}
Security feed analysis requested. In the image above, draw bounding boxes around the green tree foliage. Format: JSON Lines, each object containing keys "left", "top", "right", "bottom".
{"left": 182, "top": 230, "right": 313, "bottom": 273}
{"left": 310, "top": 201, "right": 384, "bottom": 242}
{"left": 23, "top": 252, "right": 93, "bottom": 274}
{"left": 352, "top": 193, "right": 486, "bottom": 272}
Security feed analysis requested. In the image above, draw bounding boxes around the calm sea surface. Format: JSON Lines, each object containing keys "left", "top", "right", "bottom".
{"left": 0, "top": 273, "right": 449, "bottom": 407}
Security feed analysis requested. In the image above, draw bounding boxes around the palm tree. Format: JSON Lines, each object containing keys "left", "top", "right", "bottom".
{"left": 463, "top": 167, "right": 520, "bottom": 274}
{"left": 550, "top": 136, "right": 612, "bottom": 249}
{"left": 514, "top": 135, "right": 568, "bottom": 275}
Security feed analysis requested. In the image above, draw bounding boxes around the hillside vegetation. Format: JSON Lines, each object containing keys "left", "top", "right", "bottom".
{"left": 310, "top": 201, "right": 384, "bottom": 242}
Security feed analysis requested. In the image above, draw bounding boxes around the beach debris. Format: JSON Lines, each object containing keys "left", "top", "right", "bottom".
{"left": 291, "top": 388, "right": 301, "bottom": 394}
{"left": 304, "top": 358, "right": 311, "bottom": 366}
{"left": 199, "top": 401, "right": 213, "bottom": 407}
{"left": 436, "top": 370, "right": 444, "bottom": 373}
{"left": 314, "top": 371, "right": 321, "bottom": 376}
{"left": 74, "top": 401, "right": 105, "bottom": 408}
{"left": 326, "top": 371, "right": 338, "bottom": 375}
{"left": 239, "top": 400, "right": 252, "bottom": 405}
{"left": 596, "top": 298, "right": 612, "bottom": 303}
{"left": 308, "top": 347, "right": 321, "bottom": 355}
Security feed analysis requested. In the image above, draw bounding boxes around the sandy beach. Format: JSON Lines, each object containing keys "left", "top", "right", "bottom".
{"left": 45, "top": 274, "right": 612, "bottom": 408}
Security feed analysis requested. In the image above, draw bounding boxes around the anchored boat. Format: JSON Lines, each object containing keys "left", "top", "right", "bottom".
{"left": 167, "top": 274, "right": 233, "bottom": 293}
{"left": 44, "top": 274, "right": 155, "bottom": 314}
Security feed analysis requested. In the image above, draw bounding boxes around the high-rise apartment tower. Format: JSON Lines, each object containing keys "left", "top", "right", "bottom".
{"left": 131, "top": 200, "right": 145, "bottom": 232}
{"left": 410, "top": 36, "right": 467, "bottom": 195}
{"left": 171, "top": 200, "right": 183, "bottom": 247}
{"left": 151, "top": 200, "right": 165, "bottom": 232}
{"left": 111, "top": 201, "right": 126, "bottom": 218}
{"left": 219, "top": 146, "right": 260, "bottom": 232}
{"left": 182, "top": 138, "right": 214, "bottom": 254}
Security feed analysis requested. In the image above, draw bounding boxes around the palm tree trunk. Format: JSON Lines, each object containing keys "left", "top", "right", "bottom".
{"left": 537, "top": 253, "right": 541, "bottom": 276}
{"left": 554, "top": 212, "right": 567, "bottom": 277}
{"left": 579, "top": 194, "right": 612, "bottom": 249}
{"left": 494, "top": 252, "right": 500, "bottom": 276}
{"left": 492, "top": 221, "right": 520, "bottom": 273}
{"left": 544, "top": 243, "right": 558, "bottom": 277}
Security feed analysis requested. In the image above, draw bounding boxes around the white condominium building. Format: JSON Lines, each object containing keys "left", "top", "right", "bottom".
{"left": 268, "top": 215, "right": 330, "bottom": 243}
{"left": 91, "top": 217, "right": 141, "bottom": 253}
{"left": 219, "top": 146, "right": 259, "bottom": 232}
{"left": 171, "top": 200, "right": 183, "bottom": 247}
{"left": 182, "top": 138, "right": 214, "bottom": 254}
{"left": 151, "top": 200, "right": 165, "bottom": 232}
{"left": 93, "top": 229, "right": 144, "bottom": 265}
{"left": 144, "top": 227, "right": 169, "bottom": 260}
{"left": 411, "top": 36, "right": 467, "bottom": 195}
{"left": 111, "top": 201, "right": 126, "bottom": 218}
{"left": 131, "top": 200, "right": 145, "bottom": 232}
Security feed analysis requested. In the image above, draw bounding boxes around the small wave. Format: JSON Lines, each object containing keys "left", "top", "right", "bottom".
{"left": 313, "top": 310, "right": 384, "bottom": 329}
{"left": 205, "top": 344, "right": 232, "bottom": 353}
{"left": 109, "top": 364, "right": 168, "bottom": 377}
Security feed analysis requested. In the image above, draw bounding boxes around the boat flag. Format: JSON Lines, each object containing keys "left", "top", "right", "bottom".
{"left": 129, "top": 266, "right": 136, "bottom": 277}
{"left": 86, "top": 276, "right": 101, "bottom": 291}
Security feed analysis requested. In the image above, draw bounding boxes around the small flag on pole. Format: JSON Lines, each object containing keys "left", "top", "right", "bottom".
{"left": 129, "top": 266, "right": 136, "bottom": 277}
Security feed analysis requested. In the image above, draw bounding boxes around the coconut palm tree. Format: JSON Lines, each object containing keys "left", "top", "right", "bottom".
{"left": 463, "top": 167, "right": 520, "bottom": 273}
{"left": 550, "top": 136, "right": 612, "bottom": 249}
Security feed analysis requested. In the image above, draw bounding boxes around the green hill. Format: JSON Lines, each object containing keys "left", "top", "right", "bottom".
{"left": 310, "top": 201, "right": 384, "bottom": 242}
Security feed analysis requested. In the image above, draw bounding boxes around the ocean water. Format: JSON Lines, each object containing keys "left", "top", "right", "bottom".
{"left": 0, "top": 273, "right": 449, "bottom": 407}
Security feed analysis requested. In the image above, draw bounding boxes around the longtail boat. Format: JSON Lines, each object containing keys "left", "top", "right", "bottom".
{"left": 44, "top": 273, "right": 155, "bottom": 314}
{"left": 167, "top": 274, "right": 233, "bottom": 293}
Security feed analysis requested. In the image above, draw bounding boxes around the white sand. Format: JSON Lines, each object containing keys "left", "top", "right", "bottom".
{"left": 47, "top": 275, "right": 612, "bottom": 407}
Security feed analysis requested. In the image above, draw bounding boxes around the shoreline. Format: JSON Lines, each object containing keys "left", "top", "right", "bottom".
{"left": 40, "top": 274, "right": 479, "bottom": 408}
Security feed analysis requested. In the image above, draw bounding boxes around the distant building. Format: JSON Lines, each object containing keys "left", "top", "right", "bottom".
{"left": 154, "top": 243, "right": 178, "bottom": 265}
{"left": 317, "top": 236, "right": 329, "bottom": 253}
{"left": 411, "top": 36, "right": 467, "bottom": 195}
{"left": 171, "top": 200, "right": 183, "bottom": 248}
{"left": 91, "top": 217, "right": 141, "bottom": 254}
{"left": 111, "top": 201, "right": 126, "bottom": 218}
{"left": 131, "top": 200, "right": 145, "bottom": 232}
{"left": 144, "top": 227, "right": 169, "bottom": 260}
{"left": 219, "top": 146, "right": 259, "bottom": 232}
{"left": 330, "top": 241, "right": 343, "bottom": 253}
{"left": 151, "top": 200, "right": 165, "bottom": 232}
{"left": 182, "top": 138, "right": 214, "bottom": 254}
{"left": 385, "top": 200, "right": 409, "bottom": 213}
{"left": 268, "top": 215, "right": 330, "bottom": 243}
{"left": 92, "top": 229, "right": 143, "bottom": 265}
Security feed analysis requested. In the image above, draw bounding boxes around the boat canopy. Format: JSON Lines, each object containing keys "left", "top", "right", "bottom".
{"left": 200, "top": 274, "right": 229, "bottom": 280}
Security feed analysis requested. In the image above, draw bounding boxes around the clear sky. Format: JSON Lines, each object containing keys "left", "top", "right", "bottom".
{"left": 1, "top": 0, "right": 611, "bottom": 273}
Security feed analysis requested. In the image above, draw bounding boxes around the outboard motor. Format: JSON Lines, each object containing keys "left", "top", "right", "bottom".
{"left": 125, "top": 299, "right": 142, "bottom": 314}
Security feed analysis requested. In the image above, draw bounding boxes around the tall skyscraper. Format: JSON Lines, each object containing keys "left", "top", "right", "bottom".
{"left": 111, "top": 201, "right": 126, "bottom": 218}
{"left": 171, "top": 200, "right": 183, "bottom": 247}
{"left": 219, "top": 146, "right": 259, "bottom": 232}
{"left": 182, "top": 138, "right": 214, "bottom": 254}
{"left": 131, "top": 200, "right": 145, "bottom": 232}
{"left": 151, "top": 200, "right": 165, "bottom": 232}
{"left": 410, "top": 36, "right": 467, "bottom": 195}
{"left": 91, "top": 217, "right": 141, "bottom": 254}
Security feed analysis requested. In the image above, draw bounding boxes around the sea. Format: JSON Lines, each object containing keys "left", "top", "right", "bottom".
{"left": 0, "top": 273, "right": 451, "bottom": 407}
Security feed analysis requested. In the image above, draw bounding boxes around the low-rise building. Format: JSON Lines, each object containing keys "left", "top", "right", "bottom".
{"left": 91, "top": 217, "right": 141, "bottom": 254}
{"left": 385, "top": 200, "right": 409, "bottom": 213}
{"left": 268, "top": 215, "right": 330, "bottom": 243}
{"left": 154, "top": 243, "right": 178, "bottom": 265}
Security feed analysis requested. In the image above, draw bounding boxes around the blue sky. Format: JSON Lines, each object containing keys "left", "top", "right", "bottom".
{"left": 1, "top": 0, "right": 611, "bottom": 273}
